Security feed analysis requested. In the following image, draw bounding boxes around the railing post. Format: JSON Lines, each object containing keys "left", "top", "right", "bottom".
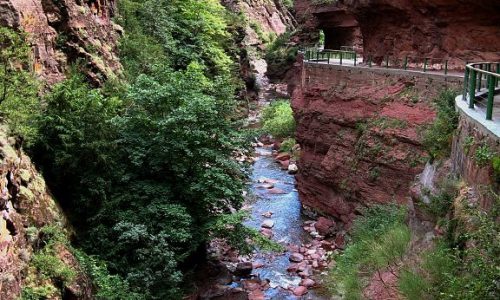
{"left": 424, "top": 58, "right": 428, "bottom": 72}
{"left": 327, "top": 52, "right": 330, "bottom": 65}
{"left": 463, "top": 67, "right": 469, "bottom": 101}
{"left": 497, "top": 63, "right": 500, "bottom": 87}
{"left": 486, "top": 74, "right": 495, "bottom": 120}
{"left": 478, "top": 64, "right": 483, "bottom": 91}
{"left": 316, "top": 51, "right": 319, "bottom": 63}
{"left": 385, "top": 56, "right": 389, "bottom": 68}
{"left": 340, "top": 51, "right": 343, "bottom": 65}
{"left": 368, "top": 55, "right": 372, "bottom": 68}
{"left": 444, "top": 60, "right": 448, "bottom": 75}
{"left": 403, "top": 56, "right": 408, "bottom": 70}
{"left": 469, "top": 69, "right": 477, "bottom": 109}
{"left": 354, "top": 52, "right": 357, "bottom": 66}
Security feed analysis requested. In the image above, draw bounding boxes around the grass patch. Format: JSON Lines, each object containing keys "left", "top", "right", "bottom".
{"left": 327, "top": 204, "right": 410, "bottom": 299}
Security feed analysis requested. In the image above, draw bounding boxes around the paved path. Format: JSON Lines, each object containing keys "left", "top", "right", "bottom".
{"left": 306, "top": 58, "right": 464, "bottom": 78}
{"left": 306, "top": 57, "right": 500, "bottom": 137}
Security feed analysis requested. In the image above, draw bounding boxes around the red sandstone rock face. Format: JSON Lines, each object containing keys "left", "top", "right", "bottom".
{"left": 0, "top": 0, "right": 121, "bottom": 85}
{"left": 291, "top": 61, "right": 462, "bottom": 224}
{"left": 0, "top": 127, "right": 93, "bottom": 299}
{"left": 294, "top": 0, "right": 500, "bottom": 69}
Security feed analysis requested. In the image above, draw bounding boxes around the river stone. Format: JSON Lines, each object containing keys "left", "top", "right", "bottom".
{"left": 287, "top": 263, "right": 299, "bottom": 273}
{"left": 275, "top": 152, "right": 291, "bottom": 161}
{"left": 260, "top": 228, "right": 273, "bottom": 238}
{"left": 252, "top": 262, "right": 265, "bottom": 269}
{"left": 268, "top": 188, "right": 286, "bottom": 194}
{"left": 293, "top": 286, "right": 308, "bottom": 296}
{"left": 289, "top": 253, "right": 304, "bottom": 263}
{"left": 261, "top": 219, "right": 275, "bottom": 229}
{"left": 279, "top": 159, "right": 290, "bottom": 170}
{"left": 314, "top": 217, "right": 336, "bottom": 236}
{"left": 300, "top": 278, "right": 315, "bottom": 288}
{"left": 256, "top": 183, "right": 274, "bottom": 189}
{"left": 261, "top": 211, "right": 273, "bottom": 218}
{"left": 288, "top": 163, "right": 298, "bottom": 174}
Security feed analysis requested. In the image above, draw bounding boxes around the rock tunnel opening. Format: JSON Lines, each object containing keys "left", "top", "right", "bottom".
{"left": 323, "top": 27, "right": 362, "bottom": 51}
{"left": 315, "top": 9, "right": 363, "bottom": 53}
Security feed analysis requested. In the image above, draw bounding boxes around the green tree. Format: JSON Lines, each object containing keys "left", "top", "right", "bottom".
{"left": 33, "top": 73, "right": 121, "bottom": 219}
{"left": 0, "top": 27, "right": 40, "bottom": 143}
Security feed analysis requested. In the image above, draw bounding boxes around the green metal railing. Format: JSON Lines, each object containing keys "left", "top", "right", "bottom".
{"left": 462, "top": 62, "right": 500, "bottom": 120}
{"left": 365, "top": 55, "right": 453, "bottom": 75}
{"left": 304, "top": 49, "right": 458, "bottom": 75}
{"left": 304, "top": 48, "right": 358, "bottom": 66}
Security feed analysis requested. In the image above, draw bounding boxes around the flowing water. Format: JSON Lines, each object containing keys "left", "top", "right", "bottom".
{"left": 242, "top": 147, "right": 328, "bottom": 299}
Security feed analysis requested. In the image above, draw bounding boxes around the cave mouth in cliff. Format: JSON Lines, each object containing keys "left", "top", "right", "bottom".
{"left": 323, "top": 27, "right": 363, "bottom": 51}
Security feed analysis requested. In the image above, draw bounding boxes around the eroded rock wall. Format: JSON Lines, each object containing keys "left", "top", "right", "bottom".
{"left": 0, "top": 126, "right": 93, "bottom": 299}
{"left": 291, "top": 61, "right": 462, "bottom": 224}
{"left": 294, "top": 0, "right": 500, "bottom": 68}
{"left": 451, "top": 111, "right": 500, "bottom": 210}
{"left": 222, "top": 0, "right": 296, "bottom": 101}
{"left": 0, "top": 0, "right": 122, "bottom": 85}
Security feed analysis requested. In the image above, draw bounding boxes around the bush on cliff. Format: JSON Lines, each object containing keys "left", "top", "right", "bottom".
{"left": 265, "top": 31, "right": 298, "bottom": 81}
{"left": 422, "top": 89, "right": 459, "bottom": 160}
{"left": 0, "top": 27, "right": 41, "bottom": 144}
{"left": 399, "top": 196, "right": 499, "bottom": 300}
{"left": 262, "top": 99, "right": 295, "bottom": 138}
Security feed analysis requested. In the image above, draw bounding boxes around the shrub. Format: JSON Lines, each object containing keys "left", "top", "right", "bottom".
{"left": 492, "top": 156, "right": 500, "bottom": 183}
{"left": 74, "top": 250, "right": 140, "bottom": 300}
{"left": 279, "top": 137, "right": 296, "bottom": 153}
{"left": 424, "top": 178, "right": 459, "bottom": 219}
{"left": 21, "top": 285, "right": 58, "bottom": 300}
{"left": 422, "top": 89, "right": 459, "bottom": 159}
{"left": 474, "top": 144, "right": 494, "bottom": 166}
{"left": 400, "top": 203, "right": 500, "bottom": 300}
{"left": 327, "top": 204, "right": 410, "bottom": 299}
{"left": 398, "top": 269, "right": 430, "bottom": 300}
{"left": 262, "top": 100, "right": 295, "bottom": 138}
{"left": 31, "top": 253, "right": 76, "bottom": 284}
{"left": 264, "top": 31, "right": 298, "bottom": 79}
{"left": 0, "top": 27, "right": 41, "bottom": 144}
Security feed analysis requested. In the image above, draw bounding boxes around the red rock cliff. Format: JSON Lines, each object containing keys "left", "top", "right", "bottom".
{"left": 0, "top": 0, "right": 122, "bottom": 85}
{"left": 294, "top": 0, "right": 500, "bottom": 68}
{"left": 291, "top": 62, "right": 462, "bottom": 225}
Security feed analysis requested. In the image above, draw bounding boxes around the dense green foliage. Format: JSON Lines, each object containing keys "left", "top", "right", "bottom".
{"left": 262, "top": 100, "right": 295, "bottom": 138}
{"left": 400, "top": 195, "right": 499, "bottom": 300}
{"left": 327, "top": 205, "right": 410, "bottom": 299}
{"left": 26, "top": 0, "right": 253, "bottom": 298}
{"left": 423, "top": 89, "right": 459, "bottom": 160}
{"left": 0, "top": 27, "right": 40, "bottom": 144}
{"left": 264, "top": 31, "right": 298, "bottom": 79}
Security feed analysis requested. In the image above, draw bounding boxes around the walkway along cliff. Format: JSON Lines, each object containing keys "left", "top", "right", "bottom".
{"left": 289, "top": 0, "right": 500, "bottom": 226}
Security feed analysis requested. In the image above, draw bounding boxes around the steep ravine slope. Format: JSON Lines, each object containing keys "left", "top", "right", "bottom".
{"left": 0, "top": 0, "right": 121, "bottom": 85}
{"left": 0, "top": 126, "right": 93, "bottom": 299}
{"left": 291, "top": 62, "right": 463, "bottom": 225}
{"left": 1, "top": 1, "right": 121, "bottom": 298}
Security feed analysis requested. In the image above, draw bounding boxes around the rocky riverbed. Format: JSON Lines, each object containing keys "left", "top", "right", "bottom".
{"left": 197, "top": 143, "right": 347, "bottom": 300}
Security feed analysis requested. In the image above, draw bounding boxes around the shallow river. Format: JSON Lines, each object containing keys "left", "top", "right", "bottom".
{"left": 242, "top": 147, "right": 328, "bottom": 299}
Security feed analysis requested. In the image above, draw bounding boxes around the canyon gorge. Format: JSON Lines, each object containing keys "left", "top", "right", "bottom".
{"left": 0, "top": 0, "right": 499, "bottom": 299}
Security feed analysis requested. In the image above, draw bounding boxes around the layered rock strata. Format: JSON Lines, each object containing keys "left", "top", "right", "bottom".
{"left": 0, "top": 125, "right": 92, "bottom": 299}
{"left": 294, "top": 0, "right": 500, "bottom": 69}
{"left": 0, "top": 0, "right": 122, "bottom": 85}
{"left": 291, "top": 61, "right": 462, "bottom": 224}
